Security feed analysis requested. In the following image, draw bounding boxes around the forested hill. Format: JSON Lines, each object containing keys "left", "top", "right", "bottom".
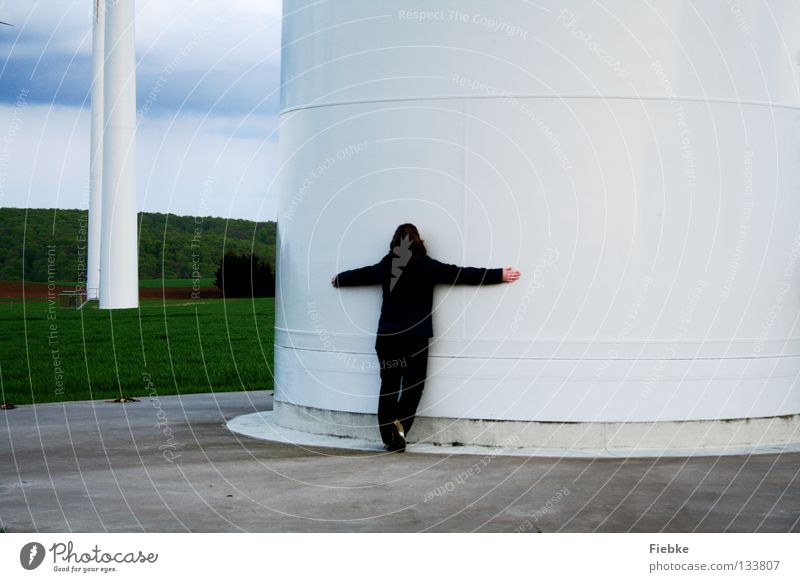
{"left": 0, "top": 207, "right": 276, "bottom": 283}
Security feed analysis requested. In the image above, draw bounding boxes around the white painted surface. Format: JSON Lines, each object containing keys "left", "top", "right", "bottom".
{"left": 87, "top": 0, "right": 104, "bottom": 301}
{"left": 99, "top": 0, "right": 138, "bottom": 309}
{"left": 275, "top": 1, "right": 800, "bottom": 429}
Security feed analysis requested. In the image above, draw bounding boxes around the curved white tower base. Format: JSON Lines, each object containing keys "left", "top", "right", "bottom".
{"left": 274, "top": 1, "right": 800, "bottom": 453}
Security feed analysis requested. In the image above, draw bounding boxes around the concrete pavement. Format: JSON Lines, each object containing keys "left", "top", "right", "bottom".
{"left": 1, "top": 391, "right": 798, "bottom": 532}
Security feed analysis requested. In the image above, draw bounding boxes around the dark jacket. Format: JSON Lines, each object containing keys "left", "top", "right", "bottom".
{"left": 335, "top": 253, "right": 503, "bottom": 340}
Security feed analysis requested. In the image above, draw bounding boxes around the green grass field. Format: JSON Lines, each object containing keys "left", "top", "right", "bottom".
{"left": 52, "top": 278, "right": 217, "bottom": 289}
{"left": 0, "top": 298, "right": 274, "bottom": 405}
{"left": 138, "top": 277, "right": 217, "bottom": 289}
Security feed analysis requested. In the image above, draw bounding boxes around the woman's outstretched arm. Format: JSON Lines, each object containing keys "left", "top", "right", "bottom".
{"left": 432, "top": 259, "right": 521, "bottom": 285}
{"left": 331, "top": 257, "right": 385, "bottom": 288}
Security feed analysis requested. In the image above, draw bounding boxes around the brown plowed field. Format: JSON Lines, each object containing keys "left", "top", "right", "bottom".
{"left": 0, "top": 281, "right": 222, "bottom": 301}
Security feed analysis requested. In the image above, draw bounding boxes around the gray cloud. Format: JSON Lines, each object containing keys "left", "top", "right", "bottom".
{"left": 0, "top": 1, "right": 281, "bottom": 117}
{"left": 0, "top": 52, "right": 93, "bottom": 107}
{"left": 0, "top": 0, "right": 282, "bottom": 220}
{"left": 136, "top": 63, "right": 281, "bottom": 118}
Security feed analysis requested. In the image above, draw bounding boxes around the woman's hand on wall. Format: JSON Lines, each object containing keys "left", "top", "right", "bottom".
{"left": 331, "top": 275, "right": 339, "bottom": 288}
{"left": 502, "top": 267, "right": 521, "bottom": 283}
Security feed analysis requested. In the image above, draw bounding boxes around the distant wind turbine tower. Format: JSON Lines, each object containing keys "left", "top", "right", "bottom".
{"left": 99, "top": 0, "right": 138, "bottom": 309}
{"left": 87, "top": 0, "right": 104, "bottom": 301}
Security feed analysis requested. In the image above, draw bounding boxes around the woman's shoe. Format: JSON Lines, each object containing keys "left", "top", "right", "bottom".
{"left": 390, "top": 420, "right": 406, "bottom": 452}
{"left": 382, "top": 419, "right": 406, "bottom": 452}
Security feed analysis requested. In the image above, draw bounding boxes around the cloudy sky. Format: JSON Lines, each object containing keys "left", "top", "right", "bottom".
{"left": 0, "top": 0, "right": 282, "bottom": 220}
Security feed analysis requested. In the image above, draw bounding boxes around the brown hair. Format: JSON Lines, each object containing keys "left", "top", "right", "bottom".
{"left": 390, "top": 223, "right": 427, "bottom": 257}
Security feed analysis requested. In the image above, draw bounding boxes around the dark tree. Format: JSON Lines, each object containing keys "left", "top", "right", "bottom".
{"left": 214, "top": 251, "right": 275, "bottom": 298}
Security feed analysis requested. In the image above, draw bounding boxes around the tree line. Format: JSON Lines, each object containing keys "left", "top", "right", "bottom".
{"left": 0, "top": 208, "right": 276, "bottom": 295}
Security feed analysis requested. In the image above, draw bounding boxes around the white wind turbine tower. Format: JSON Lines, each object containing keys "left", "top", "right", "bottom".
{"left": 86, "top": 0, "right": 103, "bottom": 301}
{"left": 96, "top": 0, "right": 139, "bottom": 309}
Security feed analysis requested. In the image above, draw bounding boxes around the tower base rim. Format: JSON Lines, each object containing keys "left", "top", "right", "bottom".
{"left": 225, "top": 400, "right": 800, "bottom": 458}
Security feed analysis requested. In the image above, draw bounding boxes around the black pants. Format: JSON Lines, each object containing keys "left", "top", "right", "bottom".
{"left": 374, "top": 335, "right": 430, "bottom": 445}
